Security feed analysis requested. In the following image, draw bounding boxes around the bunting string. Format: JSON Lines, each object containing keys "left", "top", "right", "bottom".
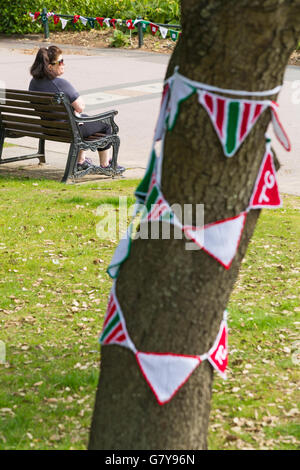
{"left": 27, "top": 12, "right": 181, "bottom": 40}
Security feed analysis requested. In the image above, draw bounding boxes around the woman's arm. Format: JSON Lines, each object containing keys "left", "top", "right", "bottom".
{"left": 71, "top": 96, "right": 85, "bottom": 114}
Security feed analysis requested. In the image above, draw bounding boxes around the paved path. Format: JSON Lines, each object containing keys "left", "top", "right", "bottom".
{"left": 0, "top": 39, "right": 299, "bottom": 194}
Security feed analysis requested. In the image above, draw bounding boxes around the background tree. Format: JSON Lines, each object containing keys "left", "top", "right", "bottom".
{"left": 89, "top": 0, "right": 300, "bottom": 450}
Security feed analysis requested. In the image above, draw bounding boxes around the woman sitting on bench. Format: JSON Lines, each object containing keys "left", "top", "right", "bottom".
{"left": 28, "top": 45, "right": 124, "bottom": 174}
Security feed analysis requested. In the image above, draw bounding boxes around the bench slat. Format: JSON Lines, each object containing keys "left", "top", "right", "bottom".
{"left": 4, "top": 122, "right": 72, "bottom": 138}
{"left": 1, "top": 100, "right": 65, "bottom": 112}
{"left": 5, "top": 89, "right": 55, "bottom": 96}
{"left": 0, "top": 106, "right": 68, "bottom": 120}
{"left": 4, "top": 92, "right": 58, "bottom": 104}
{"left": 5, "top": 128, "right": 72, "bottom": 143}
{"left": 2, "top": 114, "right": 71, "bottom": 130}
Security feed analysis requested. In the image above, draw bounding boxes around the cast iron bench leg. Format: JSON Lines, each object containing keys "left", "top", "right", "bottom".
{"left": 38, "top": 138, "right": 46, "bottom": 164}
{"left": 62, "top": 143, "right": 79, "bottom": 183}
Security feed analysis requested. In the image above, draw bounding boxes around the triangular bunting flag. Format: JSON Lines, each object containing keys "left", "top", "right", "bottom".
{"left": 150, "top": 23, "right": 159, "bottom": 35}
{"left": 126, "top": 19, "right": 135, "bottom": 30}
{"left": 110, "top": 18, "right": 117, "bottom": 29}
{"left": 184, "top": 212, "right": 247, "bottom": 269}
{"left": 207, "top": 314, "right": 228, "bottom": 379}
{"left": 159, "top": 26, "right": 168, "bottom": 39}
{"left": 96, "top": 17, "right": 104, "bottom": 27}
{"left": 135, "top": 149, "right": 157, "bottom": 202}
{"left": 248, "top": 145, "right": 282, "bottom": 209}
{"left": 99, "top": 287, "right": 136, "bottom": 352}
{"left": 104, "top": 18, "right": 111, "bottom": 27}
{"left": 80, "top": 16, "right": 88, "bottom": 26}
{"left": 73, "top": 15, "right": 80, "bottom": 23}
{"left": 198, "top": 91, "right": 269, "bottom": 157}
{"left": 168, "top": 75, "right": 195, "bottom": 130}
{"left": 60, "top": 18, "right": 68, "bottom": 30}
{"left": 136, "top": 352, "right": 201, "bottom": 405}
{"left": 142, "top": 183, "right": 174, "bottom": 223}
{"left": 88, "top": 18, "right": 95, "bottom": 28}
{"left": 34, "top": 12, "right": 40, "bottom": 20}
{"left": 170, "top": 30, "right": 179, "bottom": 41}
{"left": 154, "top": 83, "right": 170, "bottom": 141}
{"left": 270, "top": 102, "right": 291, "bottom": 151}
{"left": 107, "top": 224, "right": 133, "bottom": 279}
{"left": 53, "top": 14, "right": 60, "bottom": 25}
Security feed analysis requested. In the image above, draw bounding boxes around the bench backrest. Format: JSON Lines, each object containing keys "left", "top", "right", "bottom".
{"left": 0, "top": 89, "right": 75, "bottom": 143}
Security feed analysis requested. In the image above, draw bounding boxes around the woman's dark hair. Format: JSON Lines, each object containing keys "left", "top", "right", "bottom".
{"left": 30, "top": 46, "right": 62, "bottom": 80}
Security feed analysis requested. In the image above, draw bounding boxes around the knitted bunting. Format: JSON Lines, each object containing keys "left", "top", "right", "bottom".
{"left": 206, "top": 314, "right": 228, "bottom": 379}
{"left": 53, "top": 14, "right": 60, "bottom": 25}
{"left": 110, "top": 18, "right": 117, "bottom": 29}
{"left": 142, "top": 182, "right": 174, "bottom": 223}
{"left": 126, "top": 19, "right": 135, "bottom": 30}
{"left": 135, "top": 149, "right": 157, "bottom": 203}
{"left": 248, "top": 143, "right": 282, "bottom": 209}
{"left": 80, "top": 16, "right": 88, "bottom": 26}
{"left": 198, "top": 91, "right": 270, "bottom": 157}
{"left": 107, "top": 224, "right": 133, "bottom": 279}
{"left": 100, "top": 282, "right": 229, "bottom": 405}
{"left": 88, "top": 18, "right": 95, "bottom": 28}
{"left": 150, "top": 23, "right": 159, "bottom": 35}
{"left": 167, "top": 76, "right": 195, "bottom": 130}
{"left": 96, "top": 17, "right": 104, "bottom": 27}
{"left": 170, "top": 30, "right": 180, "bottom": 42}
{"left": 100, "top": 285, "right": 136, "bottom": 353}
{"left": 73, "top": 15, "right": 80, "bottom": 23}
{"left": 136, "top": 352, "right": 202, "bottom": 405}
{"left": 60, "top": 18, "right": 68, "bottom": 30}
{"left": 184, "top": 212, "right": 247, "bottom": 269}
{"left": 159, "top": 26, "right": 168, "bottom": 39}
{"left": 154, "top": 83, "right": 170, "bottom": 142}
{"left": 270, "top": 102, "right": 291, "bottom": 151}
{"left": 100, "top": 70, "right": 289, "bottom": 405}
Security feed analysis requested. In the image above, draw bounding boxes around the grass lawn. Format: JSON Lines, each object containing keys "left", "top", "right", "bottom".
{"left": 0, "top": 175, "right": 299, "bottom": 450}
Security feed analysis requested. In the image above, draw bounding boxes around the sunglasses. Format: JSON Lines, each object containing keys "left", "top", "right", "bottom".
{"left": 51, "top": 58, "right": 64, "bottom": 65}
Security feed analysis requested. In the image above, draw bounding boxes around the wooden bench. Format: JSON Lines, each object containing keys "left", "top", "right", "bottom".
{"left": 0, "top": 89, "right": 121, "bottom": 182}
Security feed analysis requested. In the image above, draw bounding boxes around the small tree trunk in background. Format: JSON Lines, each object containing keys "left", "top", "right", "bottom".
{"left": 89, "top": 0, "right": 300, "bottom": 450}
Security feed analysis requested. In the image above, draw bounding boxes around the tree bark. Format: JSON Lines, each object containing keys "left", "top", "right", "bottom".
{"left": 89, "top": 0, "right": 300, "bottom": 450}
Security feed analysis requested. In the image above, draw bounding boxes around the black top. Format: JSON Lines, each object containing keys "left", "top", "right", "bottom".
{"left": 29, "top": 77, "right": 80, "bottom": 103}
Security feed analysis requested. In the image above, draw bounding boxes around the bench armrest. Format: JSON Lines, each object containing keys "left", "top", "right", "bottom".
{"left": 74, "top": 110, "right": 119, "bottom": 134}
{"left": 74, "top": 110, "right": 118, "bottom": 123}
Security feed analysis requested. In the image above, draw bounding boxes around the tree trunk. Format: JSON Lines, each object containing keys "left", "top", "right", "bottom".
{"left": 89, "top": 0, "right": 300, "bottom": 450}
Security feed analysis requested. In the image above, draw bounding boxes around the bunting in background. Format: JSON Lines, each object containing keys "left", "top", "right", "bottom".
{"left": 27, "top": 12, "right": 182, "bottom": 41}
{"left": 126, "top": 19, "right": 135, "bottom": 30}
{"left": 150, "top": 23, "right": 159, "bottom": 35}
{"left": 96, "top": 17, "right": 104, "bottom": 27}
{"left": 60, "top": 18, "right": 68, "bottom": 29}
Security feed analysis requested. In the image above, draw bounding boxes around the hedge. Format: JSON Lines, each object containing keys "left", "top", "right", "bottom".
{"left": 0, "top": 0, "right": 180, "bottom": 35}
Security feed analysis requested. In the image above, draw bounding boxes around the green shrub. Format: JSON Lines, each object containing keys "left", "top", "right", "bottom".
{"left": 109, "top": 29, "right": 130, "bottom": 48}
{"left": 0, "top": 0, "right": 180, "bottom": 35}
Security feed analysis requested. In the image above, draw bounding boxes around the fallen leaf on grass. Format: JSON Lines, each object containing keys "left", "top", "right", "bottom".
{"left": 0, "top": 408, "right": 15, "bottom": 416}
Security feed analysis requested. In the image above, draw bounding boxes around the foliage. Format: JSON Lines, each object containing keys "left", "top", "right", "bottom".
{"left": 0, "top": 0, "right": 180, "bottom": 35}
{"left": 109, "top": 29, "right": 130, "bottom": 48}
{"left": 0, "top": 176, "right": 299, "bottom": 450}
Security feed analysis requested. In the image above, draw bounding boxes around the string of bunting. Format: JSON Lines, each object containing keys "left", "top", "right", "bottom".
{"left": 27, "top": 12, "right": 181, "bottom": 41}
{"left": 100, "top": 67, "right": 290, "bottom": 405}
